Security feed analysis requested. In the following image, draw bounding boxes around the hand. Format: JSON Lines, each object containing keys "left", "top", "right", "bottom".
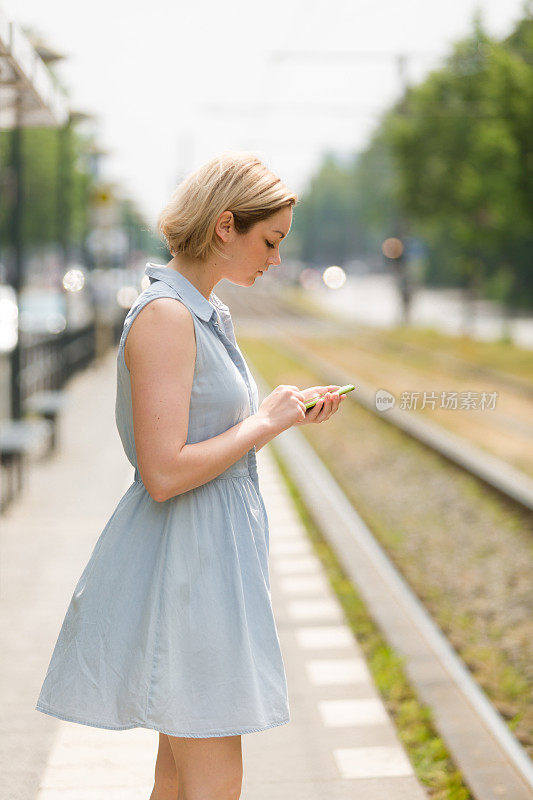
{"left": 294, "top": 385, "right": 347, "bottom": 426}
{"left": 257, "top": 384, "right": 307, "bottom": 435}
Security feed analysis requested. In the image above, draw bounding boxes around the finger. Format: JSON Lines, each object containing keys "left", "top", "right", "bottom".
{"left": 308, "top": 401, "right": 325, "bottom": 423}
{"left": 319, "top": 396, "right": 331, "bottom": 420}
{"left": 316, "top": 392, "right": 332, "bottom": 420}
{"left": 284, "top": 385, "right": 303, "bottom": 399}
{"left": 311, "top": 385, "right": 338, "bottom": 397}
{"left": 309, "top": 397, "right": 324, "bottom": 417}
{"left": 291, "top": 387, "right": 306, "bottom": 402}
{"left": 302, "top": 396, "right": 322, "bottom": 423}
{"left": 323, "top": 387, "right": 340, "bottom": 408}
{"left": 326, "top": 391, "right": 338, "bottom": 414}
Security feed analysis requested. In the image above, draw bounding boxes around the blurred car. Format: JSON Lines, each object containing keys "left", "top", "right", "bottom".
{"left": 18, "top": 288, "right": 68, "bottom": 335}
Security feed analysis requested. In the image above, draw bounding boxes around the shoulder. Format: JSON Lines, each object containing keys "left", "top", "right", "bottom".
{"left": 137, "top": 292, "right": 192, "bottom": 318}
{"left": 127, "top": 290, "right": 195, "bottom": 333}
{"left": 124, "top": 292, "right": 196, "bottom": 371}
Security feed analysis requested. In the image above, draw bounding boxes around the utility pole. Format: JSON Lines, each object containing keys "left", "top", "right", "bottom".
{"left": 9, "top": 92, "right": 23, "bottom": 419}
{"left": 390, "top": 53, "right": 412, "bottom": 326}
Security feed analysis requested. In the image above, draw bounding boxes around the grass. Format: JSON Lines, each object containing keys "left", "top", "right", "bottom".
{"left": 269, "top": 287, "right": 533, "bottom": 478}
{"left": 281, "top": 285, "right": 533, "bottom": 384}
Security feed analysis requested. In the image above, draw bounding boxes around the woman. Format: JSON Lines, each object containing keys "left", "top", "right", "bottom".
{"left": 35, "top": 151, "right": 346, "bottom": 800}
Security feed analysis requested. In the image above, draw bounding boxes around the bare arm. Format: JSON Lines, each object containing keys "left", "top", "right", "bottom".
{"left": 160, "top": 414, "right": 275, "bottom": 500}
{"left": 125, "top": 297, "right": 278, "bottom": 502}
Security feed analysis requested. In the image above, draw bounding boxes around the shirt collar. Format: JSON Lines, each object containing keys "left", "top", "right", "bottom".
{"left": 144, "top": 263, "right": 229, "bottom": 322}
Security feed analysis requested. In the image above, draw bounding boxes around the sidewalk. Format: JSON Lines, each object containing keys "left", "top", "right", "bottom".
{"left": 1, "top": 348, "right": 426, "bottom": 799}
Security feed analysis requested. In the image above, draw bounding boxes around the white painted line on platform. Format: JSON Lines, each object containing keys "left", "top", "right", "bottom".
{"left": 268, "top": 525, "right": 306, "bottom": 541}
{"left": 333, "top": 746, "right": 414, "bottom": 779}
{"left": 306, "top": 658, "right": 372, "bottom": 685}
{"left": 279, "top": 574, "right": 330, "bottom": 595}
{"left": 272, "top": 555, "right": 322, "bottom": 574}
{"left": 318, "top": 698, "right": 389, "bottom": 727}
{"left": 269, "top": 539, "right": 313, "bottom": 555}
{"left": 295, "top": 625, "right": 354, "bottom": 649}
{"left": 287, "top": 598, "right": 344, "bottom": 621}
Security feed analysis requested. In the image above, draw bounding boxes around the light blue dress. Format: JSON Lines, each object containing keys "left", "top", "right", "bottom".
{"left": 34, "top": 263, "right": 290, "bottom": 738}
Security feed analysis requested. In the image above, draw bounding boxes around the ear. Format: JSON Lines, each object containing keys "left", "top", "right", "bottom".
{"left": 215, "top": 210, "right": 234, "bottom": 242}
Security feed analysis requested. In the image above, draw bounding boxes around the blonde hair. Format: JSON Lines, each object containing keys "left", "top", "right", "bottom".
{"left": 157, "top": 150, "right": 298, "bottom": 261}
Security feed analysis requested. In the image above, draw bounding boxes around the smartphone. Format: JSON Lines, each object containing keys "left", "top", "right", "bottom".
{"left": 304, "top": 384, "right": 356, "bottom": 411}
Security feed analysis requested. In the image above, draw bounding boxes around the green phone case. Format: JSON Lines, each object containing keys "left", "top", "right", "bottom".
{"left": 304, "top": 383, "right": 355, "bottom": 410}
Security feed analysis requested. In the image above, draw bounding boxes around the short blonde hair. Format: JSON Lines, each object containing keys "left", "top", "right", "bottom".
{"left": 157, "top": 151, "right": 298, "bottom": 261}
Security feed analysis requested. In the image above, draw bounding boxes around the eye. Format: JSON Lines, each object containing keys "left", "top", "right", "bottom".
{"left": 266, "top": 240, "right": 275, "bottom": 249}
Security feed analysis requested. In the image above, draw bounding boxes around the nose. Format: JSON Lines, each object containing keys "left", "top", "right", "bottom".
{"left": 269, "top": 251, "right": 282, "bottom": 267}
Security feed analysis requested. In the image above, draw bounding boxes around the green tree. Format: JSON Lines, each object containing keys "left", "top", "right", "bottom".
{"left": 382, "top": 10, "right": 533, "bottom": 307}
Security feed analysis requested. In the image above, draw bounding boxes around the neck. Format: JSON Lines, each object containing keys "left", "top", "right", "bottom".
{"left": 166, "top": 255, "right": 221, "bottom": 302}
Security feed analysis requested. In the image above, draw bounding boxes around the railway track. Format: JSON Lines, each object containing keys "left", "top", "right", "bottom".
{"left": 262, "top": 403, "right": 533, "bottom": 800}
{"left": 214, "top": 280, "right": 533, "bottom": 799}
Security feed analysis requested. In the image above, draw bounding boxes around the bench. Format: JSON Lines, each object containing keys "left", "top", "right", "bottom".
{"left": 0, "top": 419, "right": 52, "bottom": 513}
{"left": 24, "top": 390, "right": 68, "bottom": 453}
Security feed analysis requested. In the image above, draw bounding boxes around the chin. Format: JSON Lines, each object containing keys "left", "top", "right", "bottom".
{"left": 227, "top": 276, "right": 254, "bottom": 288}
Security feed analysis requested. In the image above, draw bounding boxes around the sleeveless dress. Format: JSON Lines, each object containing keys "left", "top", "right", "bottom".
{"left": 34, "top": 263, "right": 290, "bottom": 738}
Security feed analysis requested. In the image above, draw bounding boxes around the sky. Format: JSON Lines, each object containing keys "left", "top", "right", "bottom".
{"left": 6, "top": 0, "right": 528, "bottom": 226}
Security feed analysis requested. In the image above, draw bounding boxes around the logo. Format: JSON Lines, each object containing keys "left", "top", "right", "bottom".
{"left": 375, "top": 389, "right": 395, "bottom": 412}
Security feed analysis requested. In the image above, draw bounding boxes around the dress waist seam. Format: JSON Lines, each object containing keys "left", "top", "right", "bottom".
{"left": 132, "top": 472, "right": 255, "bottom": 486}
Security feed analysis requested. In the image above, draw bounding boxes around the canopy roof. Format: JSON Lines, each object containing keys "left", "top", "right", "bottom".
{"left": 0, "top": 8, "right": 68, "bottom": 129}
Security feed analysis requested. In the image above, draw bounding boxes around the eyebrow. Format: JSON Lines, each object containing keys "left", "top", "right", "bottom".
{"left": 273, "top": 229, "right": 287, "bottom": 239}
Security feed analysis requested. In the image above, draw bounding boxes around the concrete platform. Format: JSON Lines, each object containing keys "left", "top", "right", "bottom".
{"left": 240, "top": 448, "right": 426, "bottom": 799}
{"left": 1, "top": 348, "right": 426, "bottom": 799}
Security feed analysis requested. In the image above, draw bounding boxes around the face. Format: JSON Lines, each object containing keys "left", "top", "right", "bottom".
{"left": 215, "top": 204, "right": 293, "bottom": 286}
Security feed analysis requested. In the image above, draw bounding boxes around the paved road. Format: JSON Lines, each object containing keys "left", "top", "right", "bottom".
{"left": 1, "top": 347, "right": 426, "bottom": 799}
